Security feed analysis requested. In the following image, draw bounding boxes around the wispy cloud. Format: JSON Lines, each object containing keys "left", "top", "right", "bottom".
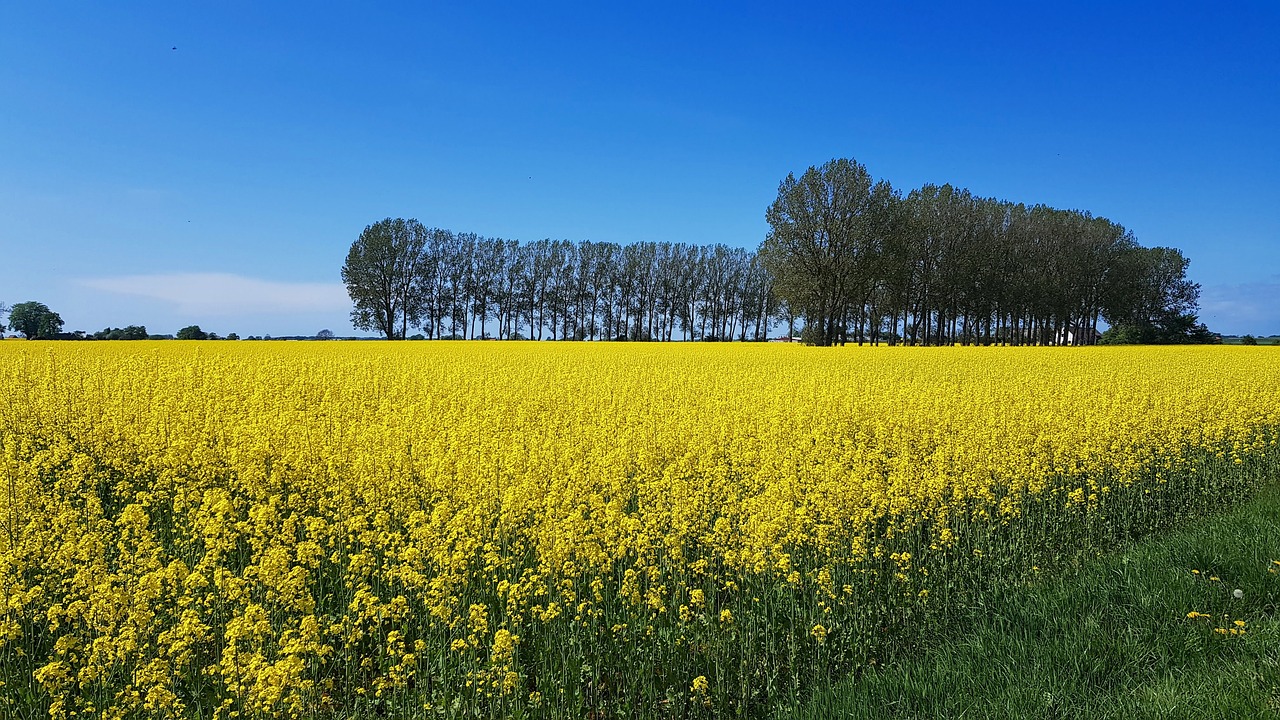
{"left": 78, "top": 273, "right": 349, "bottom": 316}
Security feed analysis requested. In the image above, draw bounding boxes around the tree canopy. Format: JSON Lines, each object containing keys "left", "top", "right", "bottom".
{"left": 342, "top": 218, "right": 429, "bottom": 340}
{"left": 760, "top": 158, "right": 897, "bottom": 345}
{"left": 8, "top": 301, "right": 64, "bottom": 339}
{"left": 1098, "top": 246, "right": 1215, "bottom": 344}
{"left": 92, "top": 325, "right": 148, "bottom": 340}
{"left": 340, "top": 222, "right": 776, "bottom": 342}
{"left": 341, "top": 159, "right": 1212, "bottom": 346}
{"left": 762, "top": 158, "right": 1213, "bottom": 345}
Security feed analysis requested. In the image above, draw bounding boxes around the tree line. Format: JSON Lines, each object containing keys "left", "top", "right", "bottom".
{"left": 342, "top": 220, "right": 777, "bottom": 341}
{"left": 761, "top": 159, "right": 1214, "bottom": 346}
{"left": 0, "top": 302, "right": 245, "bottom": 340}
{"left": 345, "top": 159, "right": 1213, "bottom": 345}
{"left": 0, "top": 302, "right": 336, "bottom": 341}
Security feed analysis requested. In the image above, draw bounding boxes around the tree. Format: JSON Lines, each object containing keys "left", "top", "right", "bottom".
{"left": 1100, "top": 247, "right": 1215, "bottom": 344}
{"left": 176, "top": 325, "right": 208, "bottom": 340}
{"left": 8, "top": 301, "right": 64, "bottom": 339}
{"left": 342, "top": 217, "right": 429, "bottom": 340}
{"left": 316, "top": 329, "right": 335, "bottom": 340}
{"left": 761, "top": 158, "right": 884, "bottom": 345}
{"left": 0, "top": 301, "right": 8, "bottom": 334}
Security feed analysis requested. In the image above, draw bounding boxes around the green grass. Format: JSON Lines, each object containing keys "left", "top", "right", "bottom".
{"left": 785, "top": 485, "right": 1280, "bottom": 720}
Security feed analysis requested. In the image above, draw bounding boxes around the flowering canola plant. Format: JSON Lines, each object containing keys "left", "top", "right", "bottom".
{"left": 0, "top": 342, "right": 1277, "bottom": 718}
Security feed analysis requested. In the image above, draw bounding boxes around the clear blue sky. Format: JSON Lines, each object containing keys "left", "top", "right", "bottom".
{"left": 2, "top": 2, "right": 1277, "bottom": 336}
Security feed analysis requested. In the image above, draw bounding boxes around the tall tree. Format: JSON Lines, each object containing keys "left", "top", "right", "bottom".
{"left": 342, "top": 218, "right": 428, "bottom": 340}
{"left": 1101, "top": 246, "right": 1212, "bottom": 343}
{"left": 761, "top": 158, "right": 880, "bottom": 345}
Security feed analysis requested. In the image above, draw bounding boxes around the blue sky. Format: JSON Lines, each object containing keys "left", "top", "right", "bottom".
{"left": 2, "top": 2, "right": 1277, "bottom": 336}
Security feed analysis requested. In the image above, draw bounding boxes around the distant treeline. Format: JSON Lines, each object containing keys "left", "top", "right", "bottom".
{"left": 344, "top": 157, "right": 1213, "bottom": 345}
{"left": 344, "top": 229, "right": 775, "bottom": 341}
{"left": 762, "top": 160, "right": 1212, "bottom": 345}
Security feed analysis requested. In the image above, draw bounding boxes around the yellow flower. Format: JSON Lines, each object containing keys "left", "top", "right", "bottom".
{"left": 4, "top": 341, "right": 1279, "bottom": 717}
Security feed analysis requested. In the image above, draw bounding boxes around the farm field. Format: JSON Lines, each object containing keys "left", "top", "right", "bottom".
{"left": 1, "top": 342, "right": 1278, "bottom": 719}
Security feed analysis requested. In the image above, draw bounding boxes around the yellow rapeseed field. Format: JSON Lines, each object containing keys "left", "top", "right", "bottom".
{"left": 1, "top": 342, "right": 1277, "bottom": 718}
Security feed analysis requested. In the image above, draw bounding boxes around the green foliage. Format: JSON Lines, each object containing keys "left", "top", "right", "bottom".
{"left": 1099, "top": 324, "right": 1149, "bottom": 345}
{"left": 92, "top": 325, "right": 148, "bottom": 340}
{"left": 1242, "top": 335, "right": 1259, "bottom": 346}
{"left": 8, "top": 301, "right": 64, "bottom": 339}
{"left": 1098, "top": 246, "right": 1217, "bottom": 344}
{"left": 799, "top": 324, "right": 828, "bottom": 346}
{"left": 343, "top": 217, "right": 429, "bottom": 340}
{"left": 759, "top": 159, "right": 1211, "bottom": 347}
{"left": 761, "top": 158, "right": 896, "bottom": 346}
{"left": 176, "top": 325, "right": 208, "bottom": 340}
{"left": 1101, "top": 313, "right": 1219, "bottom": 345}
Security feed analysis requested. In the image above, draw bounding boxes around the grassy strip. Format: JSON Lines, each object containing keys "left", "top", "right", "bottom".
{"left": 786, "top": 485, "right": 1280, "bottom": 720}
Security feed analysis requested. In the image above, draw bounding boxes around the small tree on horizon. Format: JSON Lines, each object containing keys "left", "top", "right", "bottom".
{"left": 176, "top": 325, "right": 208, "bottom": 340}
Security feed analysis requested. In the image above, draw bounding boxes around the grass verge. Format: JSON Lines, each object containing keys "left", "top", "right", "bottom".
{"left": 785, "top": 485, "right": 1280, "bottom": 719}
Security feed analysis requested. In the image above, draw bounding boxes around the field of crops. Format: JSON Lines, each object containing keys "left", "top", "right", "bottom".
{"left": 1, "top": 342, "right": 1277, "bottom": 719}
